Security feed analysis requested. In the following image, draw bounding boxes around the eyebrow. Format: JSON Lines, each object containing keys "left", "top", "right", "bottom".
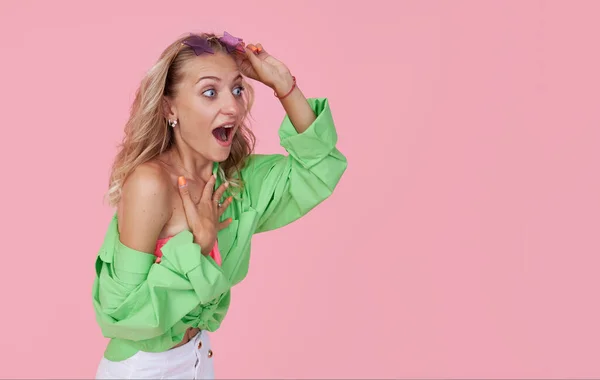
{"left": 196, "top": 74, "right": 243, "bottom": 84}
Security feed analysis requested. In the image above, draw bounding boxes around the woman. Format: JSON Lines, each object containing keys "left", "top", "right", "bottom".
{"left": 92, "top": 31, "right": 347, "bottom": 379}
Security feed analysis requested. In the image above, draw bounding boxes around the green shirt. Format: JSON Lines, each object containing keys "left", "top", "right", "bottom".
{"left": 92, "top": 98, "right": 347, "bottom": 361}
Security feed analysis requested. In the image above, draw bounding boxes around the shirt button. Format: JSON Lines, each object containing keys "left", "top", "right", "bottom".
{"left": 208, "top": 349, "right": 213, "bottom": 358}
{"left": 197, "top": 341, "right": 202, "bottom": 349}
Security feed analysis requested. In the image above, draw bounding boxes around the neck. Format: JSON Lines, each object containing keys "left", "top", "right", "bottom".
{"left": 170, "top": 146, "right": 213, "bottom": 182}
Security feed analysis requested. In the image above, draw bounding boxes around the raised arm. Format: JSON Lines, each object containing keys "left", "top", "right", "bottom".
{"left": 233, "top": 43, "right": 348, "bottom": 234}
{"left": 241, "top": 97, "right": 347, "bottom": 233}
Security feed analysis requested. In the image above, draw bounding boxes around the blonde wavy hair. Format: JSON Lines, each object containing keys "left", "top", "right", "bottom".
{"left": 106, "top": 33, "right": 256, "bottom": 207}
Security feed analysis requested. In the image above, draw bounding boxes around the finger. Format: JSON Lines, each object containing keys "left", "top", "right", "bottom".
{"left": 218, "top": 217, "right": 233, "bottom": 231}
{"left": 178, "top": 176, "right": 198, "bottom": 217}
{"left": 212, "top": 181, "right": 230, "bottom": 203}
{"left": 244, "top": 45, "right": 263, "bottom": 66}
{"left": 255, "top": 43, "right": 266, "bottom": 54}
{"left": 201, "top": 174, "right": 217, "bottom": 201}
{"left": 218, "top": 196, "right": 233, "bottom": 217}
{"left": 248, "top": 43, "right": 268, "bottom": 59}
{"left": 253, "top": 43, "right": 270, "bottom": 60}
{"left": 247, "top": 43, "right": 258, "bottom": 53}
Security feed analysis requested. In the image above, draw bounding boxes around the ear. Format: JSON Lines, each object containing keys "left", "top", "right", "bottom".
{"left": 162, "top": 96, "right": 177, "bottom": 120}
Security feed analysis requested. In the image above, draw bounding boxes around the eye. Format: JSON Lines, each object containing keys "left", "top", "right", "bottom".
{"left": 232, "top": 85, "right": 245, "bottom": 97}
{"left": 202, "top": 89, "right": 216, "bottom": 97}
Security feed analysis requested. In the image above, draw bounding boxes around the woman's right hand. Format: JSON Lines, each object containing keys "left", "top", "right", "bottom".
{"left": 178, "top": 174, "right": 233, "bottom": 255}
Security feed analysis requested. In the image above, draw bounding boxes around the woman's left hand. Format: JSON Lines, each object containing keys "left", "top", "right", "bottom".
{"left": 235, "top": 43, "right": 295, "bottom": 97}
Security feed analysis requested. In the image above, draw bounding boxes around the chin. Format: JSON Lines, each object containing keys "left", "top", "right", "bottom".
{"left": 209, "top": 147, "right": 232, "bottom": 163}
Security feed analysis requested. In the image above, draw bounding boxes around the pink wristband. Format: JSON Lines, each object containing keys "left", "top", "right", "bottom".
{"left": 274, "top": 76, "right": 296, "bottom": 99}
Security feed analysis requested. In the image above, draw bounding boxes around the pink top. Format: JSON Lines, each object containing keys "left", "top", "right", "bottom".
{"left": 154, "top": 236, "right": 222, "bottom": 266}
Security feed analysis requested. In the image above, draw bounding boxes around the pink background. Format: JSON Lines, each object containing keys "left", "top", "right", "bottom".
{"left": 1, "top": 0, "right": 599, "bottom": 378}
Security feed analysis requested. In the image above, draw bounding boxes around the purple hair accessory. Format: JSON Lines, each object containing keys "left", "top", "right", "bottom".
{"left": 219, "top": 31, "right": 245, "bottom": 53}
{"left": 182, "top": 35, "right": 214, "bottom": 55}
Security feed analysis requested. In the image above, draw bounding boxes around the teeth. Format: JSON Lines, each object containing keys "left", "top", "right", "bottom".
{"left": 223, "top": 124, "right": 234, "bottom": 129}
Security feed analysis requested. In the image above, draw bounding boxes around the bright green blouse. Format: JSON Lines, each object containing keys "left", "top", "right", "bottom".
{"left": 92, "top": 98, "right": 347, "bottom": 361}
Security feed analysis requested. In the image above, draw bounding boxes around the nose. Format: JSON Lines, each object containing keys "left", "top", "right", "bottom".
{"left": 220, "top": 92, "right": 240, "bottom": 117}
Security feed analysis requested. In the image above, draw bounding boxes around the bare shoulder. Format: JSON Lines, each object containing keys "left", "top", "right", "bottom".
{"left": 121, "top": 161, "right": 173, "bottom": 204}
{"left": 118, "top": 161, "right": 174, "bottom": 253}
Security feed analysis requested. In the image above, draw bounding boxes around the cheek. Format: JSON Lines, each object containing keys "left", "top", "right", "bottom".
{"left": 181, "top": 97, "right": 213, "bottom": 131}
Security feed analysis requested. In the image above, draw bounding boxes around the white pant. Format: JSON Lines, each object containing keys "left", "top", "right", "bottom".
{"left": 95, "top": 330, "right": 215, "bottom": 379}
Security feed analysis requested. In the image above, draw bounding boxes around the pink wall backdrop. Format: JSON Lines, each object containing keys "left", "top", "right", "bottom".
{"left": 1, "top": 0, "right": 599, "bottom": 378}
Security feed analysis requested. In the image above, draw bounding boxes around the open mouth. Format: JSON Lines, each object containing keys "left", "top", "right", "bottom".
{"left": 212, "top": 124, "right": 235, "bottom": 145}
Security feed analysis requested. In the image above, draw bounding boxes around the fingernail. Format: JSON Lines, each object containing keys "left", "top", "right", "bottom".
{"left": 228, "top": 196, "right": 233, "bottom": 202}
{"left": 249, "top": 46, "right": 257, "bottom": 52}
{"left": 178, "top": 176, "right": 187, "bottom": 187}
{"left": 257, "top": 46, "right": 263, "bottom": 52}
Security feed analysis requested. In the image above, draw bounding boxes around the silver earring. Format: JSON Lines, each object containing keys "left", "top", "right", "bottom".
{"left": 168, "top": 119, "right": 178, "bottom": 127}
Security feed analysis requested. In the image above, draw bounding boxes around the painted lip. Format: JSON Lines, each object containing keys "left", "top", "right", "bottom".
{"left": 212, "top": 120, "right": 238, "bottom": 131}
